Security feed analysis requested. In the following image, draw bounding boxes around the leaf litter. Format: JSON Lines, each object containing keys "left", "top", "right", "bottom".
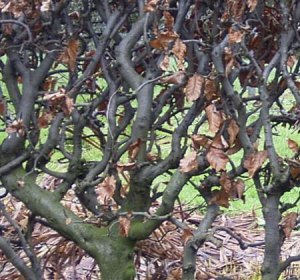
{"left": 0, "top": 175, "right": 299, "bottom": 279}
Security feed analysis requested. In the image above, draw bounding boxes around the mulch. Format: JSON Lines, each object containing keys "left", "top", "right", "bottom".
{"left": 0, "top": 176, "right": 299, "bottom": 279}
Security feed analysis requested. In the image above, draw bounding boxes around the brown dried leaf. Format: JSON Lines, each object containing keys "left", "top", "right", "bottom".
{"left": 116, "top": 162, "right": 136, "bottom": 173}
{"left": 119, "top": 215, "right": 131, "bottom": 237}
{"left": 227, "top": 119, "right": 239, "bottom": 146}
{"left": 181, "top": 228, "right": 193, "bottom": 245}
{"left": 287, "top": 55, "right": 297, "bottom": 68}
{"left": 179, "top": 151, "right": 198, "bottom": 173}
{"left": 243, "top": 150, "right": 268, "bottom": 177}
{"left": 281, "top": 212, "right": 298, "bottom": 238}
{"left": 287, "top": 139, "right": 299, "bottom": 153}
{"left": 38, "top": 111, "right": 54, "bottom": 129}
{"left": 58, "top": 38, "right": 79, "bottom": 71}
{"left": 159, "top": 55, "right": 170, "bottom": 71}
{"left": 99, "top": 176, "right": 116, "bottom": 199}
{"left": 6, "top": 119, "right": 25, "bottom": 137}
{"left": 128, "top": 139, "right": 142, "bottom": 161}
{"left": 185, "top": 74, "right": 205, "bottom": 102}
{"left": 205, "top": 104, "right": 224, "bottom": 134}
{"left": 191, "top": 134, "right": 212, "bottom": 150}
{"left": 204, "top": 78, "right": 220, "bottom": 102}
{"left": 206, "top": 147, "right": 229, "bottom": 172}
{"left": 233, "top": 178, "right": 245, "bottom": 200}
{"left": 163, "top": 11, "right": 174, "bottom": 31}
{"left": 167, "top": 267, "right": 182, "bottom": 280}
{"left": 146, "top": 152, "right": 159, "bottom": 162}
{"left": 172, "top": 39, "right": 186, "bottom": 70}
{"left": 42, "top": 77, "right": 57, "bottom": 91}
{"left": 220, "top": 172, "right": 232, "bottom": 193}
{"left": 149, "top": 31, "right": 178, "bottom": 50}
{"left": 247, "top": 0, "right": 258, "bottom": 12}
{"left": 228, "top": 28, "right": 245, "bottom": 45}
{"left": 144, "top": 0, "right": 159, "bottom": 12}
{"left": 161, "top": 71, "right": 186, "bottom": 85}
{"left": 40, "top": 0, "right": 51, "bottom": 12}
{"left": 210, "top": 189, "right": 230, "bottom": 208}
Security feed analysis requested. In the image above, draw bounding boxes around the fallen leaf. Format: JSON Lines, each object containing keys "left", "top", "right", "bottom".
{"left": 185, "top": 74, "right": 205, "bottom": 102}
{"left": 243, "top": 150, "right": 268, "bottom": 177}
{"left": 179, "top": 151, "right": 198, "bottom": 173}
{"left": 281, "top": 212, "right": 298, "bottom": 238}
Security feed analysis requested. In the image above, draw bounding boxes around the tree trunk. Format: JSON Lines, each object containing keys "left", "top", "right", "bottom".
{"left": 261, "top": 193, "right": 283, "bottom": 280}
{"left": 92, "top": 237, "right": 136, "bottom": 280}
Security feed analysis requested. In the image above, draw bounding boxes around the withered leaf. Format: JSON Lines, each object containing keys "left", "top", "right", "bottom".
{"left": 119, "top": 215, "right": 131, "bottom": 237}
{"left": 179, "top": 151, "right": 198, "bottom": 173}
{"left": 161, "top": 71, "right": 186, "bottom": 85}
{"left": 247, "top": 0, "right": 258, "bottom": 12}
{"left": 220, "top": 172, "right": 232, "bottom": 193}
{"left": 99, "top": 175, "right": 116, "bottom": 199}
{"left": 6, "top": 119, "right": 25, "bottom": 137}
{"left": 144, "top": 0, "right": 159, "bottom": 12}
{"left": 163, "top": 11, "right": 174, "bottom": 31}
{"left": 210, "top": 189, "right": 230, "bottom": 208}
{"left": 281, "top": 212, "right": 298, "bottom": 238}
{"left": 159, "top": 55, "right": 170, "bottom": 71}
{"left": 128, "top": 138, "right": 142, "bottom": 161}
{"left": 58, "top": 38, "right": 79, "bottom": 71}
{"left": 181, "top": 227, "right": 193, "bottom": 245}
{"left": 172, "top": 39, "right": 186, "bottom": 70}
{"left": 116, "top": 162, "right": 136, "bottom": 173}
{"left": 38, "top": 111, "right": 54, "bottom": 129}
{"left": 204, "top": 78, "right": 219, "bottom": 102}
{"left": 149, "top": 31, "right": 178, "bottom": 50}
{"left": 206, "top": 147, "right": 229, "bottom": 172}
{"left": 233, "top": 178, "right": 245, "bottom": 200}
{"left": 243, "top": 150, "right": 268, "bottom": 177}
{"left": 205, "top": 104, "right": 225, "bottom": 134}
{"left": 185, "top": 74, "right": 205, "bottom": 102}
{"left": 228, "top": 28, "right": 245, "bottom": 45}
{"left": 227, "top": 119, "right": 239, "bottom": 146}
{"left": 40, "top": 0, "right": 51, "bottom": 12}
{"left": 287, "top": 139, "right": 299, "bottom": 154}
{"left": 191, "top": 134, "right": 211, "bottom": 150}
